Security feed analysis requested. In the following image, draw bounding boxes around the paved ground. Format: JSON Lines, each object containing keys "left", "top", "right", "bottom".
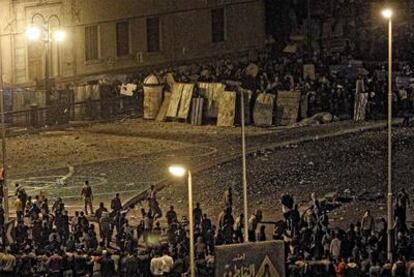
{"left": 4, "top": 118, "right": 394, "bottom": 217}
{"left": 6, "top": 119, "right": 269, "bottom": 210}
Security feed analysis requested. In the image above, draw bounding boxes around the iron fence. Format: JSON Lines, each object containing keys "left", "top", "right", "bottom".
{"left": 4, "top": 94, "right": 143, "bottom": 129}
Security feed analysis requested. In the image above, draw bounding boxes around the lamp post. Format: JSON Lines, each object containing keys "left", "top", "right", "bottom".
{"left": 0, "top": 33, "right": 7, "bottom": 223}
{"left": 26, "top": 13, "right": 65, "bottom": 108}
{"left": 224, "top": 80, "right": 250, "bottom": 243}
{"left": 382, "top": 8, "right": 393, "bottom": 262}
{"left": 169, "top": 165, "right": 195, "bottom": 277}
{"left": 307, "top": 0, "right": 312, "bottom": 51}
{"left": 240, "top": 89, "right": 249, "bottom": 243}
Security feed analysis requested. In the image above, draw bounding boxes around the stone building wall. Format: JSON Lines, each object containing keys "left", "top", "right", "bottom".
{"left": 0, "top": 0, "right": 265, "bottom": 87}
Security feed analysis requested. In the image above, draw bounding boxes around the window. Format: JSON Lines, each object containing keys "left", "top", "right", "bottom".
{"left": 116, "top": 21, "right": 130, "bottom": 57}
{"left": 147, "top": 17, "right": 160, "bottom": 52}
{"left": 211, "top": 8, "right": 225, "bottom": 43}
{"left": 85, "top": 25, "right": 99, "bottom": 61}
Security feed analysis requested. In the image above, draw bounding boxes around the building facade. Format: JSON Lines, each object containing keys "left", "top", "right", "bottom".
{"left": 0, "top": 0, "right": 265, "bottom": 87}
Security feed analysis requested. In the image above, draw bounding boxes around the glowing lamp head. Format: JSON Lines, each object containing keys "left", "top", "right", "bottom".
{"left": 169, "top": 166, "right": 187, "bottom": 177}
{"left": 382, "top": 9, "right": 393, "bottom": 19}
{"left": 53, "top": 30, "right": 65, "bottom": 42}
{"left": 26, "top": 26, "right": 41, "bottom": 41}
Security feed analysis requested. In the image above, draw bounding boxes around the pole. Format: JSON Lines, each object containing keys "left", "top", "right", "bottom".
{"left": 187, "top": 170, "right": 195, "bottom": 277}
{"left": 0, "top": 92, "right": 6, "bottom": 224}
{"left": 240, "top": 89, "right": 249, "bottom": 243}
{"left": 45, "top": 20, "right": 51, "bottom": 124}
{"left": 44, "top": 41, "right": 50, "bottom": 103}
{"left": 307, "top": 0, "right": 311, "bottom": 51}
{"left": 0, "top": 36, "right": 7, "bottom": 223}
{"left": 387, "top": 18, "right": 393, "bottom": 262}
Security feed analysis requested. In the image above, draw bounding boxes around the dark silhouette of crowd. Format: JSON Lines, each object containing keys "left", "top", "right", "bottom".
{"left": 282, "top": 189, "right": 414, "bottom": 276}
{"left": 1, "top": 183, "right": 239, "bottom": 276}
{"left": 0, "top": 178, "right": 412, "bottom": 276}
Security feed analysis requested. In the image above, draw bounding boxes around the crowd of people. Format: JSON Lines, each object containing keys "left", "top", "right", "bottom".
{"left": 0, "top": 182, "right": 264, "bottom": 276}
{"left": 282, "top": 190, "right": 414, "bottom": 276}
{"left": 0, "top": 177, "right": 411, "bottom": 276}
{"left": 3, "top": 38, "right": 414, "bottom": 276}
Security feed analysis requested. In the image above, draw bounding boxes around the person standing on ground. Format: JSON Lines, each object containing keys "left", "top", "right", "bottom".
{"left": 166, "top": 206, "right": 177, "bottom": 226}
{"left": 361, "top": 210, "right": 375, "bottom": 237}
{"left": 95, "top": 202, "right": 108, "bottom": 221}
{"left": 81, "top": 181, "right": 93, "bottom": 215}
{"left": 100, "top": 250, "right": 115, "bottom": 277}
{"left": 223, "top": 187, "right": 233, "bottom": 209}
{"left": 14, "top": 197, "right": 23, "bottom": 221}
{"left": 398, "top": 188, "right": 410, "bottom": 220}
{"left": 311, "top": 192, "right": 321, "bottom": 222}
{"left": 150, "top": 250, "right": 164, "bottom": 276}
{"left": 329, "top": 232, "right": 341, "bottom": 260}
{"left": 194, "top": 202, "right": 203, "bottom": 228}
{"left": 148, "top": 185, "right": 157, "bottom": 204}
{"left": 160, "top": 248, "right": 174, "bottom": 275}
{"left": 111, "top": 193, "right": 122, "bottom": 213}
{"left": 234, "top": 213, "right": 244, "bottom": 243}
{"left": 99, "top": 212, "right": 112, "bottom": 248}
{"left": 248, "top": 210, "right": 262, "bottom": 242}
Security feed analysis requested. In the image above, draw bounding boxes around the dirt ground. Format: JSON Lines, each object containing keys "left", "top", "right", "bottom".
{"left": 149, "top": 127, "right": 414, "bottom": 230}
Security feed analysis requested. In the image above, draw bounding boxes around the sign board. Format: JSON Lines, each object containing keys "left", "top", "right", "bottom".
{"left": 217, "top": 91, "right": 236, "bottom": 127}
{"left": 156, "top": 92, "right": 171, "bottom": 122}
{"left": 143, "top": 86, "right": 163, "bottom": 119}
{"left": 243, "top": 90, "right": 252, "bottom": 126}
{"left": 198, "top": 82, "right": 225, "bottom": 118}
{"left": 215, "top": 240, "right": 285, "bottom": 277}
{"left": 235, "top": 90, "right": 252, "bottom": 126}
{"left": 353, "top": 93, "right": 368, "bottom": 121}
{"left": 166, "top": 83, "right": 184, "bottom": 118}
{"left": 177, "top": 84, "right": 194, "bottom": 119}
{"left": 275, "top": 91, "right": 301, "bottom": 125}
{"left": 120, "top": 83, "right": 137, "bottom": 96}
{"left": 303, "top": 64, "right": 316, "bottom": 80}
{"left": 396, "top": 77, "right": 414, "bottom": 89}
{"left": 253, "top": 93, "right": 275, "bottom": 126}
{"left": 191, "top": 97, "right": 204, "bottom": 125}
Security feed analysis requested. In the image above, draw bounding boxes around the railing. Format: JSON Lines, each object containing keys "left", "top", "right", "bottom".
{"left": 4, "top": 95, "right": 143, "bottom": 129}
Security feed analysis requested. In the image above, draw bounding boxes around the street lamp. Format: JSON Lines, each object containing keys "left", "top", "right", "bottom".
{"left": 53, "top": 30, "right": 66, "bottom": 42}
{"left": 26, "top": 26, "right": 41, "bottom": 41}
{"left": 382, "top": 7, "right": 393, "bottom": 262}
{"left": 382, "top": 9, "right": 393, "bottom": 19}
{"left": 169, "top": 165, "right": 195, "bottom": 277}
{"left": 26, "top": 13, "right": 65, "bottom": 109}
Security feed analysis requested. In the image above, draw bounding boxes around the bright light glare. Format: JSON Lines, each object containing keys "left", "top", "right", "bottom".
{"left": 26, "top": 26, "right": 41, "bottom": 41}
{"left": 382, "top": 9, "right": 393, "bottom": 19}
{"left": 169, "top": 166, "right": 187, "bottom": 177}
{"left": 53, "top": 30, "right": 65, "bottom": 42}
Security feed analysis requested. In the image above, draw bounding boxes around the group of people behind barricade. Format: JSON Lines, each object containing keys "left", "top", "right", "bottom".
{"left": 122, "top": 49, "right": 414, "bottom": 126}
{"left": 41, "top": 45, "right": 414, "bottom": 128}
